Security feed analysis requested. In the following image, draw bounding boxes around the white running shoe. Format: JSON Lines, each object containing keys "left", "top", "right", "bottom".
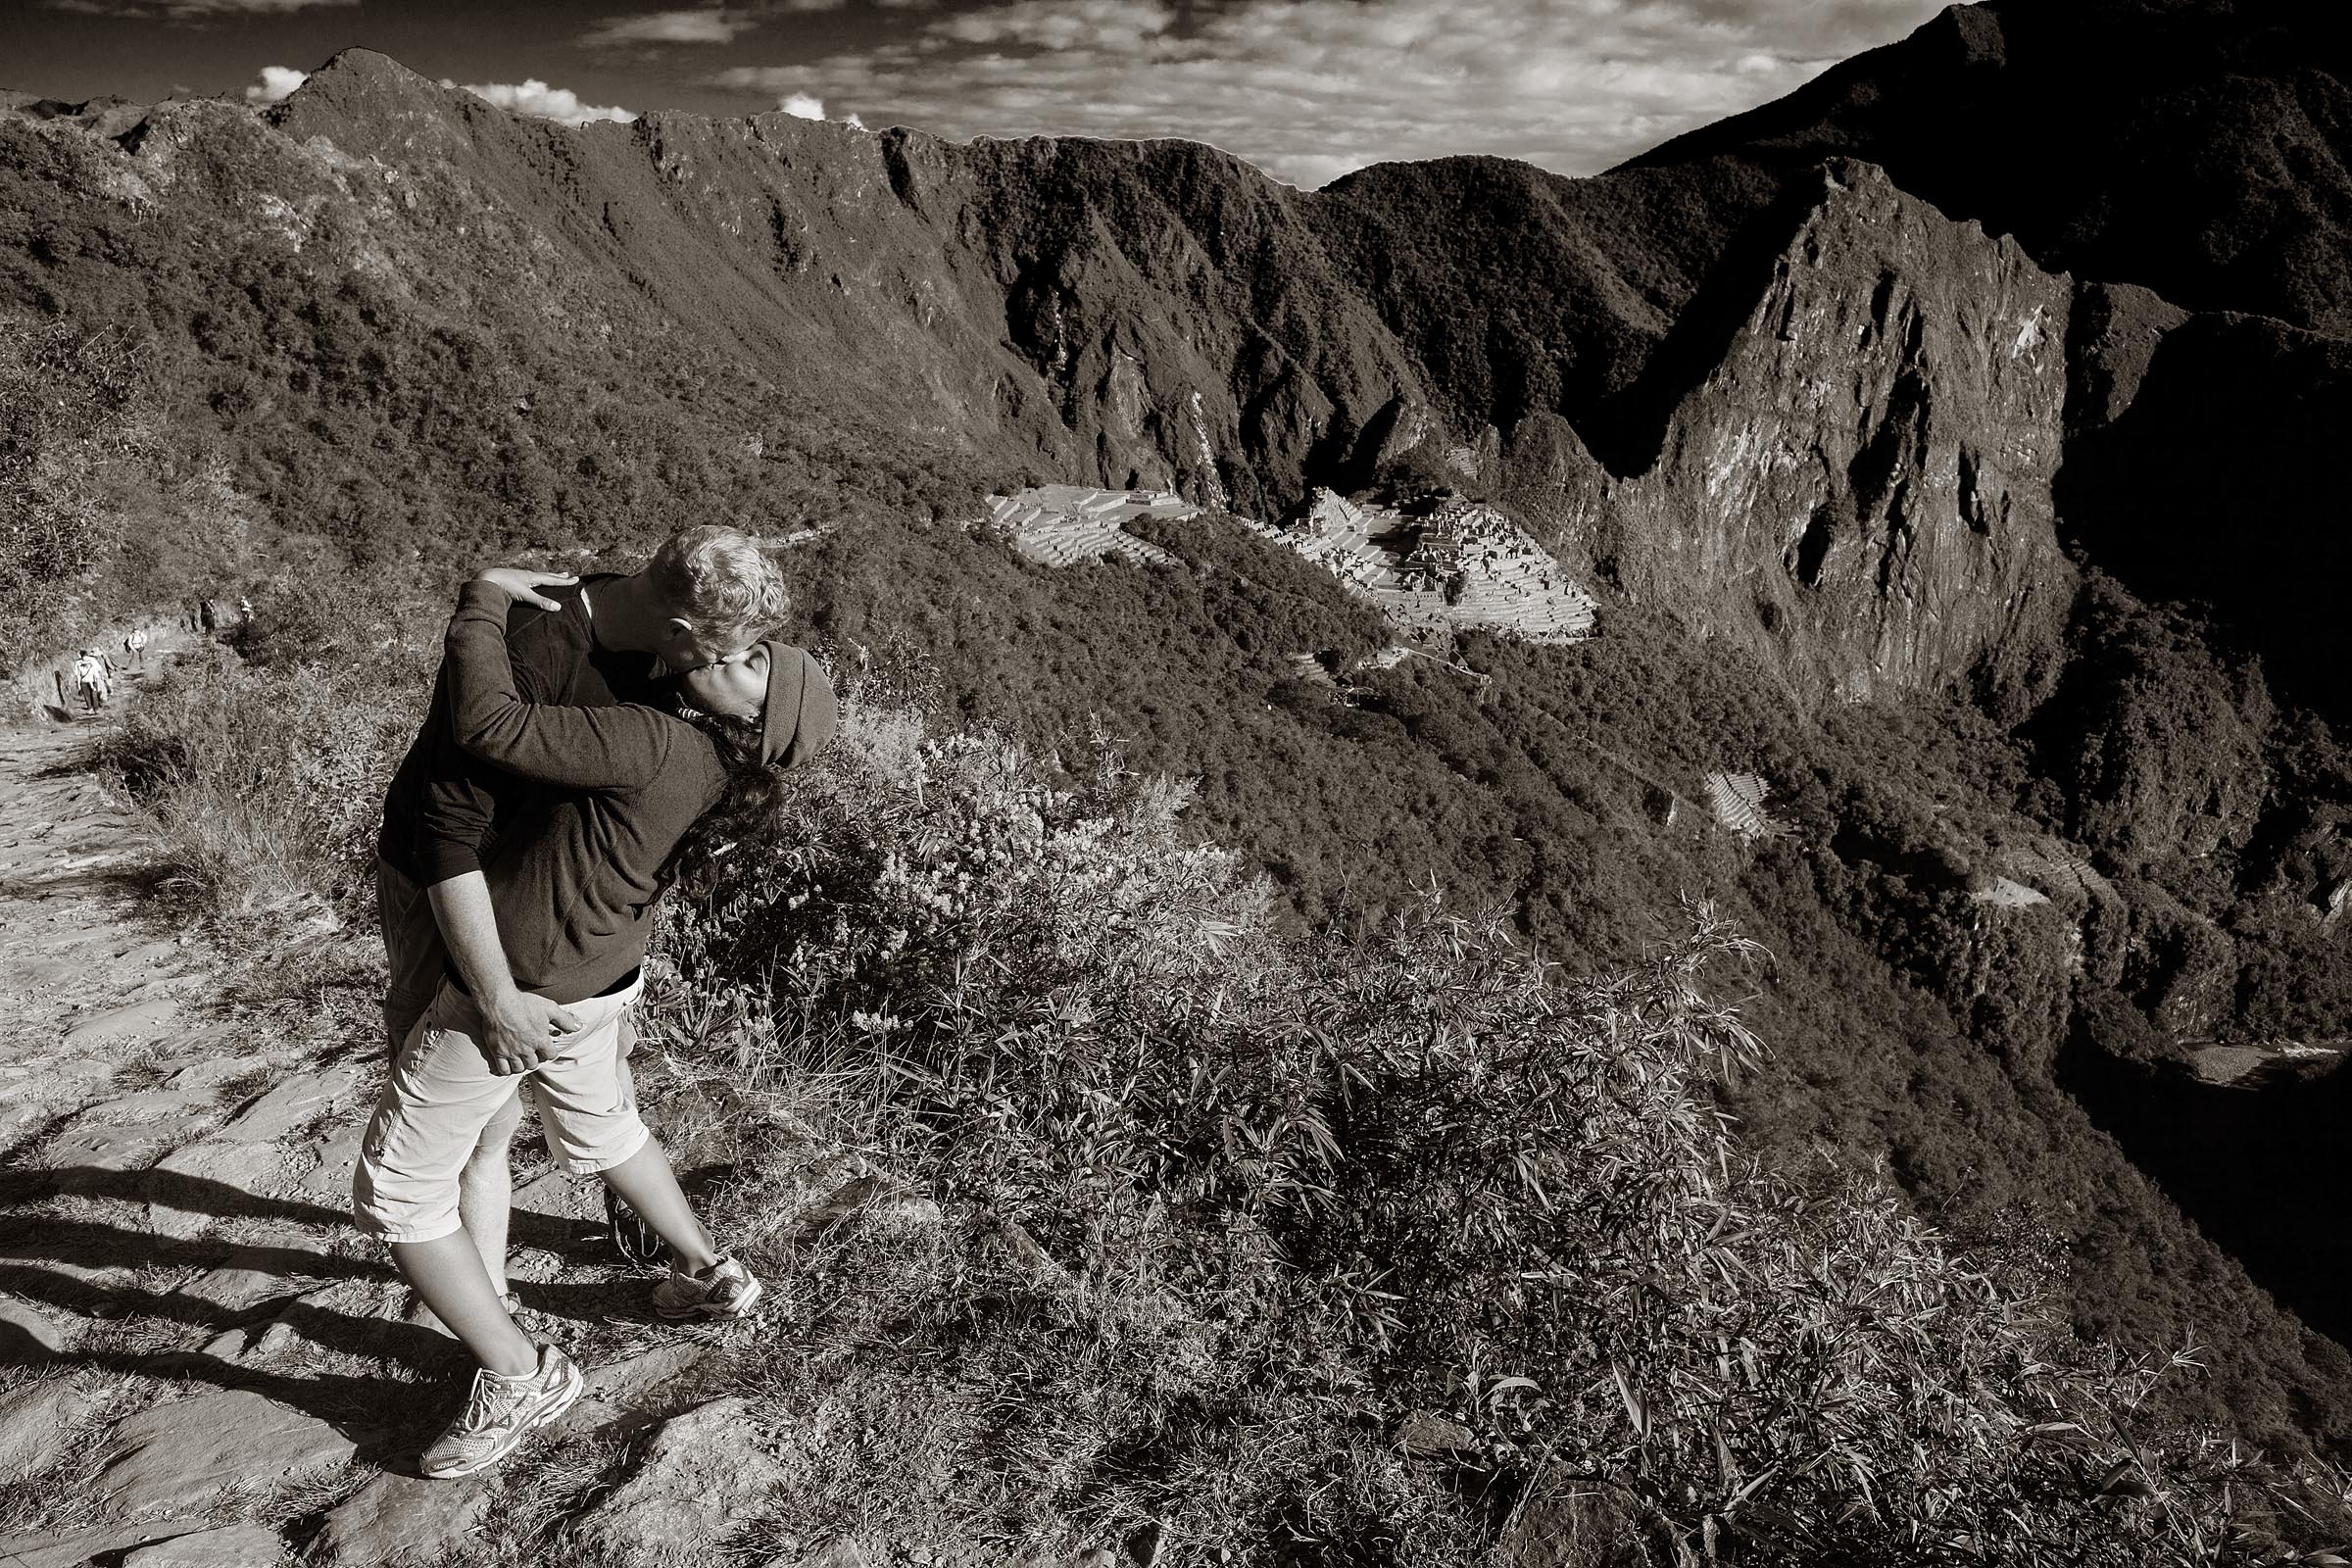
{"left": 418, "top": 1344, "right": 583, "bottom": 1480}
{"left": 651, "top": 1256, "right": 763, "bottom": 1321}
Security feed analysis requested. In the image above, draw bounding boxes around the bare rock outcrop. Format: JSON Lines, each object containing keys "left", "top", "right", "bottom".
{"left": 574, "top": 1396, "right": 784, "bottom": 1558}
{"left": 1529, "top": 160, "right": 2076, "bottom": 705}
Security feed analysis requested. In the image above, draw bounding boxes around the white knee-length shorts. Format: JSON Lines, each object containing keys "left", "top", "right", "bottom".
{"left": 352, "top": 976, "right": 648, "bottom": 1244}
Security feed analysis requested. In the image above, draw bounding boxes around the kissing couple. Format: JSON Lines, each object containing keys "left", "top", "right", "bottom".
{"left": 353, "top": 526, "right": 835, "bottom": 1479}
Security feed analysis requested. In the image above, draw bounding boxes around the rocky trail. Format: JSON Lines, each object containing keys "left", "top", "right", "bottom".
{"left": 0, "top": 644, "right": 848, "bottom": 1568}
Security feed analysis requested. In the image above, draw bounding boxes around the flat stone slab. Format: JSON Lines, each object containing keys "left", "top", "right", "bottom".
{"left": 220, "top": 1067, "right": 365, "bottom": 1144}
{"left": 576, "top": 1396, "right": 784, "bottom": 1556}
{"left": 64, "top": 996, "right": 183, "bottom": 1046}
{"left": 5, "top": 955, "right": 83, "bottom": 990}
{"left": 294, "top": 1119, "right": 365, "bottom": 1200}
{"left": 0, "top": 1377, "right": 95, "bottom": 1471}
{"left": 124, "top": 1524, "right": 290, "bottom": 1566}
{"left": 72, "top": 1090, "right": 212, "bottom": 1127}
{"left": 124, "top": 971, "right": 212, "bottom": 1004}
{"left": 143, "top": 1140, "right": 286, "bottom": 1241}
{"left": 119, "top": 937, "right": 185, "bottom": 966}
{"left": 0, "top": 1292, "right": 74, "bottom": 1359}
{"left": 567, "top": 1341, "right": 712, "bottom": 1433}
{"left": 97, "top": 1391, "right": 357, "bottom": 1517}
{"left": 43, "top": 1120, "right": 177, "bottom": 1179}
{"left": 174, "top": 1234, "right": 328, "bottom": 1316}
{"left": 303, "top": 1470, "right": 495, "bottom": 1568}
{"left": 170, "top": 1056, "right": 265, "bottom": 1093}
{"left": 514, "top": 1168, "right": 603, "bottom": 1224}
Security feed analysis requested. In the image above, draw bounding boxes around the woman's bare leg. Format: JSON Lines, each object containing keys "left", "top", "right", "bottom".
{"left": 389, "top": 1233, "right": 535, "bottom": 1376}
{"left": 597, "top": 1141, "right": 720, "bottom": 1274}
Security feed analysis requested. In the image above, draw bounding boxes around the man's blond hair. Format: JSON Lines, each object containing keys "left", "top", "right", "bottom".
{"left": 646, "top": 526, "right": 791, "bottom": 643}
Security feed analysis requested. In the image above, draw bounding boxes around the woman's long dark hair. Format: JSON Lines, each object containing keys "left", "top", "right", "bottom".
{"left": 660, "top": 712, "right": 790, "bottom": 893}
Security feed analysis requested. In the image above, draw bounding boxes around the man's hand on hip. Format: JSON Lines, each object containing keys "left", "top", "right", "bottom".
{"left": 479, "top": 987, "right": 584, "bottom": 1076}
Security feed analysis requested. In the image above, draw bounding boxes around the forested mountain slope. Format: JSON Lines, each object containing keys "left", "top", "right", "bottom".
{"left": 4, "top": 0, "right": 2350, "bottom": 1458}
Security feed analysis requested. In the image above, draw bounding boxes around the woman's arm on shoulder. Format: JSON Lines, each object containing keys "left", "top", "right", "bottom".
{"left": 445, "top": 578, "right": 679, "bottom": 789}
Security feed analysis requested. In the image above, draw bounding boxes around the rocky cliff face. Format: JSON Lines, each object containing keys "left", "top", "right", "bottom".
{"left": 1521, "top": 161, "right": 2075, "bottom": 704}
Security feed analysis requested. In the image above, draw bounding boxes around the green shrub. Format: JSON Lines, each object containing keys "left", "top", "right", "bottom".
{"left": 654, "top": 690, "right": 2347, "bottom": 1565}
{"left": 102, "top": 635, "right": 425, "bottom": 935}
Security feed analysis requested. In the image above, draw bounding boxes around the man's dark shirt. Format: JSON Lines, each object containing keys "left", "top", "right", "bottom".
{"left": 377, "top": 575, "right": 662, "bottom": 887}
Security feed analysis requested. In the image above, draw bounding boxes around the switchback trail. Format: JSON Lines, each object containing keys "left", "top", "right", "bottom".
{"left": 0, "top": 639, "right": 819, "bottom": 1568}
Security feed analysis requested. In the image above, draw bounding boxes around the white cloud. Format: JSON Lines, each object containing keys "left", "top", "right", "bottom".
{"left": 579, "top": 8, "right": 749, "bottom": 47}
{"left": 452, "top": 78, "right": 638, "bottom": 126}
{"left": 776, "top": 92, "right": 864, "bottom": 129}
{"left": 243, "top": 65, "right": 308, "bottom": 105}
{"left": 711, "top": 0, "right": 1944, "bottom": 185}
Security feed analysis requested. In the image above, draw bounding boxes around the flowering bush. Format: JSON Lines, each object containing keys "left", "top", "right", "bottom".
{"left": 659, "top": 690, "right": 2351, "bottom": 1566}
{"left": 663, "top": 699, "right": 1271, "bottom": 1067}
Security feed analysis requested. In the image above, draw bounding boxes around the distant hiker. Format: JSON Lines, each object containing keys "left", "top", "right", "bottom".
{"left": 123, "top": 627, "right": 147, "bottom": 670}
{"left": 198, "top": 598, "right": 216, "bottom": 635}
{"left": 238, "top": 596, "right": 254, "bottom": 626}
{"left": 359, "top": 529, "right": 813, "bottom": 1478}
{"left": 71, "top": 649, "right": 109, "bottom": 713}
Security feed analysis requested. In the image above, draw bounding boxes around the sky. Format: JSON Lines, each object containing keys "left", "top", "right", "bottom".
{"left": 0, "top": 0, "right": 1950, "bottom": 187}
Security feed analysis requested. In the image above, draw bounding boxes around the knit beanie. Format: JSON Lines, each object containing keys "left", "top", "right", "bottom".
{"left": 758, "top": 643, "right": 837, "bottom": 770}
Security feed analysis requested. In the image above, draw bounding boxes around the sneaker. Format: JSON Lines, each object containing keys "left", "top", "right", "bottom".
{"left": 418, "top": 1344, "right": 583, "bottom": 1480}
{"left": 651, "top": 1256, "right": 763, "bottom": 1321}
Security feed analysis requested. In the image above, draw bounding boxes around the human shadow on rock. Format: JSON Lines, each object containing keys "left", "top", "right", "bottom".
{"left": 9, "top": 1163, "right": 601, "bottom": 1259}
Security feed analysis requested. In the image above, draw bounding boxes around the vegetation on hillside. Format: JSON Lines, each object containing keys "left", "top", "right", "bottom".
{"left": 89, "top": 626, "right": 2352, "bottom": 1564}
{"left": 85, "top": 459, "right": 2352, "bottom": 1465}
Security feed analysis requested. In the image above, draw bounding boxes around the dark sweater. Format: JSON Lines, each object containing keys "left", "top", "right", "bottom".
{"left": 442, "top": 582, "right": 730, "bottom": 1003}
{"left": 377, "top": 575, "right": 660, "bottom": 887}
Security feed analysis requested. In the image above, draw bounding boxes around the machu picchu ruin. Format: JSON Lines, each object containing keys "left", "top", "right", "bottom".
{"left": 1238, "top": 489, "right": 1597, "bottom": 646}
{"left": 981, "top": 485, "right": 1191, "bottom": 568}
{"left": 1701, "top": 770, "right": 1789, "bottom": 840}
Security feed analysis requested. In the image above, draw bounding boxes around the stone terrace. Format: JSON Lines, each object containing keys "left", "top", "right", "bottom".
{"left": 1701, "top": 771, "right": 1789, "bottom": 840}
{"left": 984, "top": 485, "right": 1190, "bottom": 569}
{"left": 1237, "top": 490, "right": 1597, "bottom": 646}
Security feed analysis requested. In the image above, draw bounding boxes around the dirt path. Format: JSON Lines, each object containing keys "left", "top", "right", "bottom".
{"left": 0, "top": 642, "right": 770, "bottom": 1568}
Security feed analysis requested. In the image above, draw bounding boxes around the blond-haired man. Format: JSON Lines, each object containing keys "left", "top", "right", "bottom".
{"left": 373, "top": 526, "right": 789, "bottom": 1306}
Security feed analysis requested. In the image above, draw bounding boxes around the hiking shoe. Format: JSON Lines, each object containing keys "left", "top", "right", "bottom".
{"left": 418, "top": 1344, "right": 583, "bottom": 1480}
{"left": 652, "top": 1256, "right": 763, "bottom": 1321}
